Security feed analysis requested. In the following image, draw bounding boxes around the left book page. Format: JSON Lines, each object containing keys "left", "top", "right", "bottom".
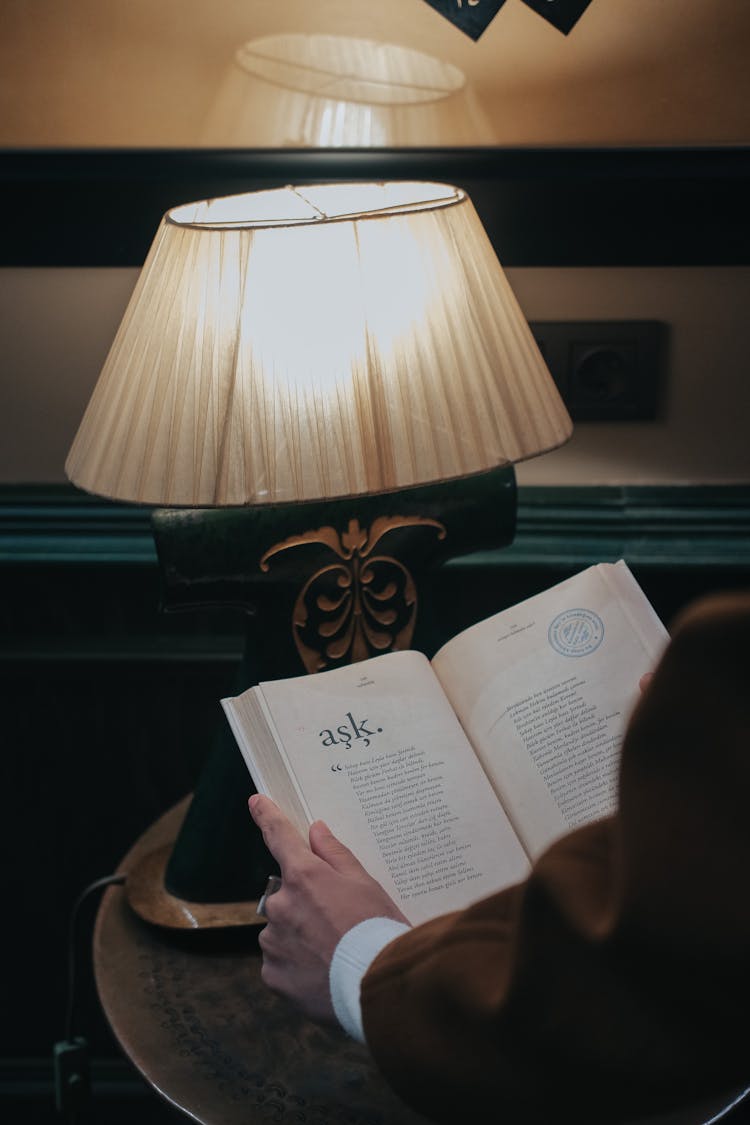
{"left": 222, "top": 650, "right": 529, "bottom": 926}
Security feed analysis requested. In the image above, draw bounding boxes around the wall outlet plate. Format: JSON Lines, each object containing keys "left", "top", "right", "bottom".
{"left": 529, "top": 320, "right": 667, "bottom": 421}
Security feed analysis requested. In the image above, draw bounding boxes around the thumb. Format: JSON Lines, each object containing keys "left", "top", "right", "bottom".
{"left": 309, "top": 820, "right": 367, "bottom": 875}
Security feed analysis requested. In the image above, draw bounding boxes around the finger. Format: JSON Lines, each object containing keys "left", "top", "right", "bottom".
{"left": 248, "top": 794, "right": 310, "bottom": 870}
{"left": 258, "top": 948, "right": 288, "bottom": 994}
{"left": 639, "top": 672, "right": 654, "bottom": 693}
{"left": 308, "top": 819, "right": 368, "bottom": 876}
{"left": 258, "top": 916, "right": 285, "bottom": 958}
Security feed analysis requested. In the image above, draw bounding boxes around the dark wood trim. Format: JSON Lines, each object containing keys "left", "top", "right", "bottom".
{"left": 0, "top": 486, "right": 156, "bottom": 564}
{"left": 499, "top": 484, "right": 750, "bottom": 570}
{"left": 2, "top": 483, "right": 749, "bottom": 570}
{"left": 2, "top": 483, "right": 746, "bottom": 668}
{"left": 2, "top": 146, "right": 748, "bottom": 267}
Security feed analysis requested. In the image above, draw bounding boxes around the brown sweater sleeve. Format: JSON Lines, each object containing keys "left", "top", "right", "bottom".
{"left": 361, "top": 593, "right": 750, "bottom": 1124}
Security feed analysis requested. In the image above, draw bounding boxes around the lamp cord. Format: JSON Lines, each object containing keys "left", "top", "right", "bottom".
{"left": 54, "top": 874, "right": 126, "bottom": 1122}
{"left": 64, "top": 874, "right": 126, "bottom": 1043}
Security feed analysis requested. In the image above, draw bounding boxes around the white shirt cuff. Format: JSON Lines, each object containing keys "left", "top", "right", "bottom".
{"left": 329, "top": 917, "right": 411, "bottom": 1044}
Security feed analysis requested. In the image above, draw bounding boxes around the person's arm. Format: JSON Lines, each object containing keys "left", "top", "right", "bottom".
{"left": 330, "top": 917, "right": 411, "bottom": 1042}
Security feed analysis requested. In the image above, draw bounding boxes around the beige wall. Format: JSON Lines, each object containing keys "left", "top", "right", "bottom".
{"left": 2, "top": 266, "right": 748, "bottom": 487}
{"left": 1, "top": 1, "right": 748, "bottom": 489}
{"left": 1, "top": 0, "right": 748, "bottom": 146}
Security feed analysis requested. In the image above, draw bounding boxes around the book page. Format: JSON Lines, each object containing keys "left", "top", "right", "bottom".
{"left": 225, "top": 650, "right": 529, "bottom": 925}
{"left": 432, "top": 562, "right": 669, "bottom": 860}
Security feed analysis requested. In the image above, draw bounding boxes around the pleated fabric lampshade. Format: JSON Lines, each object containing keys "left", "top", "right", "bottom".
{"left": 65, "top": 181, "right": 572, "bottom": 506}
{"left": 200, "top": 34, "right": 496, "bottom": 147}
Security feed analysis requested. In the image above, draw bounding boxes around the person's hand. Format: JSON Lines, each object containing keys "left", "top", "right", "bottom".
{"left": 248, "top": 793, "right": 409, "bottom": 1023}
{"left": 639, "top": 672, "right": 654, "bottom": 693}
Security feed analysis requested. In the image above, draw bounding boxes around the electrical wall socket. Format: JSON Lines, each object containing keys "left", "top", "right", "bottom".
{"left": 529, "top": 320, "right": 667, "bottom": 421}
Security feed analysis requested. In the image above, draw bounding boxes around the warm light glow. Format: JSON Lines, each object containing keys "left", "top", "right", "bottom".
{"left": 65, "top": 181, "right": 572, "bottom": 506}
{"left": 200, "top": 34, "right": 496, "bottom": 148}
{"left": 168, "top": 182, "right": 462, "bottom": 228}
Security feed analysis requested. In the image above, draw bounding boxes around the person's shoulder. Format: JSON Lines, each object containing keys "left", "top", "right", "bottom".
{"left": 671, "top": 590, "right": 750, "bottom": 638}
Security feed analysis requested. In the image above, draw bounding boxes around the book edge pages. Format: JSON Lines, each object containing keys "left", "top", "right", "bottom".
{"left": 220, "top": 689, "right": 313, "bottom": 841}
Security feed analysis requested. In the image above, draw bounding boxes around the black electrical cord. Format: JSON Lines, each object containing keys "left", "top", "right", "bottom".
{"left": 64, "top": 874, "right": 126, "bottom": 1043}
{"left": 55, "top": 873, "right": 126, "bottom": 1121}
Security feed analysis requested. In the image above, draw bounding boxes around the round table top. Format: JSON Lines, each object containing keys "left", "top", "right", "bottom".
{"left": 93, "top": 800, "right": 749, "bottom": 1125}
{"left": 93, "top": 798, "right": 428, "bottom": 1125}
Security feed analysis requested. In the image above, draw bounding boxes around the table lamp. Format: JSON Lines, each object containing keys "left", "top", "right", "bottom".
{"left": 200, "top": 34, "right": 496, "bottom": 147}
{"left": 66, "top": 180, "right": 572, "bottom": 927}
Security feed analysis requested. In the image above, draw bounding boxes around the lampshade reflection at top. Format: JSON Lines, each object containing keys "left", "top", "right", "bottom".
{"left": 200, "top": 34, "right": 496, "bottom": 147}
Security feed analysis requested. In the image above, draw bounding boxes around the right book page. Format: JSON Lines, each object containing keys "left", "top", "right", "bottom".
{"left": 431, "top": 561, "right": 669, "bottom": 860}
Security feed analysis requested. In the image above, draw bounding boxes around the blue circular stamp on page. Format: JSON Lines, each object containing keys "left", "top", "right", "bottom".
{"left": 548, "top": 608, "right": 604, "bottom": 657}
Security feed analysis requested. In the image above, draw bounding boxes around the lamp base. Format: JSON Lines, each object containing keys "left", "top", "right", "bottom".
{"left": 125, "top": 466, "right": 517, "bottom": 929}
{"left": 125, "top": 843, "right": 264, "bottom": 930}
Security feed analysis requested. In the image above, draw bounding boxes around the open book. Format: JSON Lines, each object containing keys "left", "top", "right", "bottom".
{"left": 222, "top": 561, "right": 668, "bottom": 925}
